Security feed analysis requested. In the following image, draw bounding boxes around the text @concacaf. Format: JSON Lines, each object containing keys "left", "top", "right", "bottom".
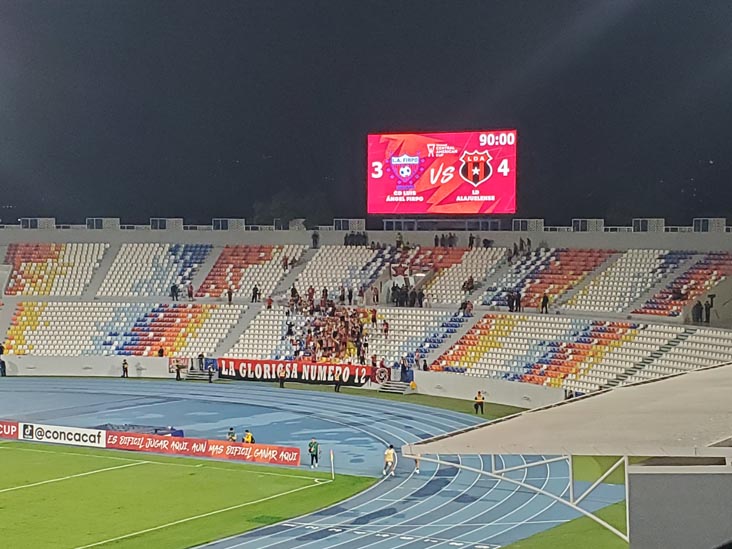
{"left": 29, "top": 427, "right": 104, "bottom": 444}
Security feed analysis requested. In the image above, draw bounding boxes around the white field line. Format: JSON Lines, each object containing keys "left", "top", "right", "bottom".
{"left": 0, "top": 444, "right": 323, "bottom": 481}
{"left": 0, "top": 462, "right": 146, "bottom": 494}
{"left": 73, "top": 479, "right": 332, "bottom": 549}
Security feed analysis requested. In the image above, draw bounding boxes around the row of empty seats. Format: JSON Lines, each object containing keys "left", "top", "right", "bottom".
{"left": 425, "top": 247, "right": 506, "bottom": 304}
{"left": 4, "top": 301, "right": 245, "bottom": 357}
{"left": 482, "top": 248, "right": 614, "bottom": 309}
{"left": 565, "top": 249, "right": 692, "bottom": 313}
{"left": 294, "top": 246, "right": 380, "bottom": 297}
{"left": 633, "top": 252, "right": 732, "bottom": 316}
{"left": 98, "top": 243, "right": 212, "bottom": 297}
{"left": 197, "top": 244, "right": 306, "bottom": 299}
{"left": 431, "top": 312, "right": 732, "bottom": 393}
{"left": 5, "top": 243, "right": 107, "bottom": 296}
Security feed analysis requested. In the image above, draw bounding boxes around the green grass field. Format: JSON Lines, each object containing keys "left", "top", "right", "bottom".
{"left": 503, "top": 457, "right": 633, "bottom": 549}
{"left": 0, "top": 441, "right": 374, "bottom": 549}
{"left": 505, "top": 502, "right": 627, "bottom": 549}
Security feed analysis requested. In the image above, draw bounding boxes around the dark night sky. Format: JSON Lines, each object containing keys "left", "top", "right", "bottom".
{"left": 0, "top": 0, "right": 731, "bottom": 225}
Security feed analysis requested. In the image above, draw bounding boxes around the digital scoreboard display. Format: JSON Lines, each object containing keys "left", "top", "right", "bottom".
{"left": 367, "top": 130, "right": 517, "bottom": 215}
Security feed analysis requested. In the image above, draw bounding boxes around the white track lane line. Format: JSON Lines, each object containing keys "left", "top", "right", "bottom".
{"left": 4, "top": 380, "right": 479, "bottom": 549}
{"left": 313, "top": 455, "right": 475, "bottom": 549}
{"left": 342, "top": 454, "right": 494, "bottom": 549}
{"left": 239, "top": 459, "right": 442, "bottom": 549}
{"left": 216, "top": 449, "right": 445, "bottom": 548}
{"left": 450, "top": 456, "right": 565, "bottom": 545}
{"left": 385, "top": 454, "right": 525, "bottom": 548}
{"left": 212, "top": 406, "right": 475, "bottom": 548}
{"left": 481, "top": 461, "right": 570, "bottom": 543}
{"left": 0, "top": 461, "right": 146, "bottom": 494}
{"left": 72, "top": 480, "right": 332, "bottom": 549}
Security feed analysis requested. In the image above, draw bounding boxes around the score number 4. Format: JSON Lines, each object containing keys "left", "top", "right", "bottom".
{"left": 371, "top": 160, "right": 509, "bottom": 180}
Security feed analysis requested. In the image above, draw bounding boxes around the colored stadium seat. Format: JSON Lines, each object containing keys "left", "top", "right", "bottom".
{"left": 5, "top": 243, "right": 107, "bottom": 296}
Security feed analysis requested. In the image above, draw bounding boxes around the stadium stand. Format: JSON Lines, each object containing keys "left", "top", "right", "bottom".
{"left": 5, "top": 243, "right": 107, "bottom": 296}
{"left": 4, "top": 301, "right": 245, "bottom": 357}
{"left": 564, "top": 249, "right": 692, "bottom": 313}
{"left": 196, "top": 244, "right": 306, "bottom": 299}
{"left": 621, "top": 327, "right": 732, "bottom": 383}
{"left": 97, "top": 243, "right": 212, "bottom": 297}
{"left": 228, "top": 305, "right": 466, "bottom": 366}
{"left": 482, "top": 248, "right": 615, "bottom": 309}
{"left": 431, "top": 312, "right": 732, "bottom": 393}
{"left": 294, "top": 245, "right": 381, "bottom": 297}
{"left": 387, "top": 246, "right": 468, "bottom": 277}
{"left": 424, "top": 247, "right": 506, "bottom": 304}
{"left": 2, "top": 223, "right": 732, "bottom": 399}
{"left": 633, "top": 251, "right": 732, "bottom": 317}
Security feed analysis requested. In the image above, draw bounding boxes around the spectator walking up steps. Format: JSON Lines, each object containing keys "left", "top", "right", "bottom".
{"left": 308, "top": 437, "right": 320, "bottom": 468}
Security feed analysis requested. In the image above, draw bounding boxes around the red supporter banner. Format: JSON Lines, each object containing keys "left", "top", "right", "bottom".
{"left": 106, "top": 431, "right": 301, "bottom": 466}
{"left": 0, "top": 420, "right": 18, "bottom": 439}
{"left": 218, "top": 358, "right": 372, "bottom": 386}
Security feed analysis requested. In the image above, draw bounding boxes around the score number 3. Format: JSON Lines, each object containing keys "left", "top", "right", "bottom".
{"left": 371, "top": 162, "right": 383, "bottom": 179}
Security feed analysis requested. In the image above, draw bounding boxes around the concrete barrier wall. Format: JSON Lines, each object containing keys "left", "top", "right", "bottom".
{"left": 2, "top": 354, "right": 558, "bottom": 409}
{"left": 4, "top": 355, "right": 172, "bottom": 378}
{"left": 1, "top": 227, "right": 732, "bottom": 251}
{"left": 414, "top": 370, "right": 564, "bottom": 409}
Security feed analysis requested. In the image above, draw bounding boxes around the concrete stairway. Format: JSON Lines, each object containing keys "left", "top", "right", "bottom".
{"left": 190, "top": 246, "right": 224, "bottom": 293}
{"left": 379, "top": 380, "right": 411, "bottom": 394}
{"left": 275, "top": 248, "right": 316, "bottom": 295}
{"left": 213, "top": 304, "right": 262, "bottom": 356}
{"left": 85, "top": 243, "right": 121, "bottom": 298}
{"left": 626, "top": 254, "right": 702, "bottom": 315}
{"left": 555, "top": 252, "right": 622, "bottom": 308}
{"left": 601, "top": 327, "right": 696, "bottom": 388}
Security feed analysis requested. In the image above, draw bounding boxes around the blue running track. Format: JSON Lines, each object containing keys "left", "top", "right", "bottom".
{"left": 0, "top": 378, "right": 624, "bottom": 548}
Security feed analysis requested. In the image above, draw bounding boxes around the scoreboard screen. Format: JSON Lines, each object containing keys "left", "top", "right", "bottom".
{"left": 367, "top": 130, "right": 517, "bottom": 215}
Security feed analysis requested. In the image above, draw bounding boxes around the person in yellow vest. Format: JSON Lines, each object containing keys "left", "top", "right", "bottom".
{"left": 383, "top": 444, "right": 397, "bottom": 477}
{"left": 243, "top": 430, "right": 255, "bottom": 444}
{"left": 474, "top": 391, "right": 485, "bottom": 415}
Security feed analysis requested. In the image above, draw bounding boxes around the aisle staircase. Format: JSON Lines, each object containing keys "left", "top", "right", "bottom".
{"left": 379, "top": 380, "right": 412, "bottom": 394}
{"left": 601, "top": 327, "right": 696, "bottom": 388}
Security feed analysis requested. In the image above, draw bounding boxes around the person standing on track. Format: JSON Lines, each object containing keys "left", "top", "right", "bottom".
{"left": 121, "top": 359, "right": 129, "bottom": 378}
{"left": 474, "top": 391, "right": 485, "bottom": 415}
{"left": 308, "top": 437, "right": 320, "bottom": 468}
{"left": 383, "top": 444, "right": 397, "bottom": 477}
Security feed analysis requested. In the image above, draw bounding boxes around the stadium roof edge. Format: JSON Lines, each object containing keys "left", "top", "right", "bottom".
{"left": 405, "top": 362, "right": 732, "bottom": 459}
